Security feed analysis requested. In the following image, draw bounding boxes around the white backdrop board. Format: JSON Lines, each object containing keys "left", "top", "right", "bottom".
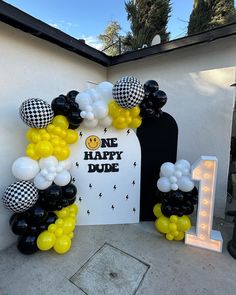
{"left": 70, "top": 127, "right": 141, "bottom": 225}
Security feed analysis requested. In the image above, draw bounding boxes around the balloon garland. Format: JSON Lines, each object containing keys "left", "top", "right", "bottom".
{"left": 5, "top": 77, "right": 166, "bottom": 255}
{"left": 154, "top": 160, "right": 198, "bottom": 241}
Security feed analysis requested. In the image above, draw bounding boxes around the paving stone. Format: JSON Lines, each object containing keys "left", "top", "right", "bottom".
{"left": 70, "top": 243, "right": 149, "bottom": 295}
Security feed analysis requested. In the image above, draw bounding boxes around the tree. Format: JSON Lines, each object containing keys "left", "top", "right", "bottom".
{"left": 124, "top": 0, "right": 171, "bottom": 50}
{"left": 187, "top": 0, "right": 211, "bottom": 35}
{"left": 188, "top": 0, "right": 235, "bottom": 35}
{"left": 99, "top": 21, "right": 122, "bottom": 56}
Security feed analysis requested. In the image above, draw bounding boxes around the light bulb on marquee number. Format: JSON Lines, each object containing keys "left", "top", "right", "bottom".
{"left": 185, "top": 156, "right": 223, "bottom": 253}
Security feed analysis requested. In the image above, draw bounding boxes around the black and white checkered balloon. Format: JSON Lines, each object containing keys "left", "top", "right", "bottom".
{"left": 112, "top": 76, "right": 145, "bottom": 109}
{"left": 20, "top": 98, "right": 54, "bottom": 128}
{"left": 3, "top": 181, "right": 39, "bottom": 213}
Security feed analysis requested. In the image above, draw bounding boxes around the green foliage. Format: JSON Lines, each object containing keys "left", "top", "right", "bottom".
{"left": 188, "top": 0, "right": 236, "bottom": 35}
{"left": 99, "top": 21, "right": 122, "bottom": 56}
{"left": 124, "top": 0, "right": 171, "bottom": 50}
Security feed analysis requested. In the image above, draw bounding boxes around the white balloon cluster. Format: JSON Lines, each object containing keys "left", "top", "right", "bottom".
{"left": 157, "top": 159, "right": 194, "bottom": 193}
{"left": 12, "top": 156, "right": 72, "bottom": 190}
{"left": 75, "top": 81, "right": 113, "bottom": 129}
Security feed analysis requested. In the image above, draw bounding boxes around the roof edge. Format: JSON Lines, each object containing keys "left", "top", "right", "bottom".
{"left": 110, "top": 22, "right": 236, "bottom": 65}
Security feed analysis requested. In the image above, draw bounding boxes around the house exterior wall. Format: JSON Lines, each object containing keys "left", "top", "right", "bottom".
{"left": 0, "top": 22, "right": 107, "bottom": 250}
{"left": 108, "top": 36, "right": 236, "bottom": 219}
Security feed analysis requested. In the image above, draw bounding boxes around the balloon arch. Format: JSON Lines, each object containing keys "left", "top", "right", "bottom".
{"left": 2, "top": 76, "right": 198, "bottom": 255}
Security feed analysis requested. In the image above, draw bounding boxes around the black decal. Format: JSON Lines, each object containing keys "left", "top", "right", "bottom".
{"left": 101, "top": 138, "right": 118, "bottom": 148}
{"left": 87, "top": 210, "right": 90, "bottom": 215}
{"left": 113, "top": 185, "right": 117, "bottom": 191}
{"left": 76, "top": 162, "right": 79, "bottom": 168}
{"left": 133, "top": 162, "right": 136, "bottom": 167}
{"left": 126, "top": 129, "right": 130, "bottom": 135}
{"left": 99, "top": 193, "right": 102, "bottom": 198}
{"left": 126, "top": 195, "right": 129, "bottom": 200}
{"left": 79, "top": 131, "right": 83, "bottom": 138}
{"left": 104, "top": 128, "right": 107, "bottom": 134}
{"left": 111, "top": 205, "right": 115, "bottom": 210}
{"left": 132, "top": 180, "right": 135, "bottom": 186}
{"left": 89, "top": 184, "right": 92, "bottom": 189}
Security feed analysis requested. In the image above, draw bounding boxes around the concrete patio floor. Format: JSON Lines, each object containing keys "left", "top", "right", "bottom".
{"left": 0, "top": 219, "right": 236, "bottom": 295}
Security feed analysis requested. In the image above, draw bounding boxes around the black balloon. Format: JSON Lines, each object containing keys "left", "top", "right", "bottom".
{"left": 151, "top": 90, "right": 167, "bottom": 110}
{"left": 17, "top": 235, "right": 39, "bottom": 255}
{"left": 11, "top": 215, "right": 29, "bottom": 235}
{"left": 67, "top": 90, "right": 79, "bottom": 103}
{"left": 27, "top": 206, "right": 48, "bottom": 224}
{"left": 144, "top": 80, "right": 159, "bottom": 95}
{"left": 38, "top": 185, "right": 62, "bottom": 211}
{"left": 62, "top": 183, "right": 77, "bottom": 200}
{"left": 51, "top": 95, "right": 70, "bottom": 115}
{"left": 45, "top": 212, "right": 57, "bottom": 226}
{"left": 67, "top": 110, "right": 83, "bottom": 126}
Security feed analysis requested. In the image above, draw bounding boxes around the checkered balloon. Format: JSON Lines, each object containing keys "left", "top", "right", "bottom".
{"left": 112, "top": 76, "right": 145, "bottom": 109}
{"left": 3, "top": 181, "right": 39, "bottom": 213}
{"left": 20, "top": 98, "right": 54, "bottom": 128}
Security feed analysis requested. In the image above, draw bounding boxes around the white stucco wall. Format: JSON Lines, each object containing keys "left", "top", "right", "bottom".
{"left": 0, "top": 22, "right": 107, "bottom": 250}
{"left": 108, "top": 36, "right": 236, "bottom": 218}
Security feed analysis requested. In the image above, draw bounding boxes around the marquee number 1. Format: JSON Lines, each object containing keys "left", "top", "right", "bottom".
{"left": 185, "top": 156, "right": 223, "bottom": 252}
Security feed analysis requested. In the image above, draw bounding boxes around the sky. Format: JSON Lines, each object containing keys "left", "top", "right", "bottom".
{"left": 4, "top": 0, "right": 194, "bottom": 49}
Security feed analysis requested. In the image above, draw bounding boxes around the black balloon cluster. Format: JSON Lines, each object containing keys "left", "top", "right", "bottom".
{"left": 140, "top": 80, "right": 167, "bottom": 118}
{"left": 157, "top": 187, "right": 198, "bottom": 217}
{"left": 9, "top": 182, "right": 77, "bottom": 255}
{"left": 51, "top": 90, "right": 83, "bottom": 129}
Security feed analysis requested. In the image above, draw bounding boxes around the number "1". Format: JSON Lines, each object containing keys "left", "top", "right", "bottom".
{"left": 185, "top": 156, "right": 223, "bottom": 253}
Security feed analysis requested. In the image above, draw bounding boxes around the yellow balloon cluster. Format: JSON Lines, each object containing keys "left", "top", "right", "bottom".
{"left": 153, "top": 203, "right": 191, "bottom": 241}
{"left": 108, "top": 101, "right": 142, "bottom": 130}
{"left": 26, "top": 115, "right": 78, "bottom": 160}
{"left": 37, "top": 204, "right": 78, "bottom": 254}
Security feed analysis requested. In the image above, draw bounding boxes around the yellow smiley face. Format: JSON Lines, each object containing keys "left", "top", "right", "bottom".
{"left": 85, "top": 135, "right": 101, "bottom": 150}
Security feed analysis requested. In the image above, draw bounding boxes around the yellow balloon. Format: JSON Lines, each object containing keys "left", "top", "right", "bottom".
{"left": 177, "top": 215, "right": 191, "bottom": 232}
{"left": 58, "top": 146, "right": 70, "bottom": 160}
{"left": 55, "top": 208, "right": 69, "bottom": 218}
{"left": 65, "top": 130, "right": 78, "bottom": 144}
{"left": 68, "top": 232, "right": 74, "bottom": 239}
{"left": 63, "top": 217, "right": 76, "bottom": 234}
{"left": 55, "top": 218, "right": 64, "bottom": 228}
{"left": 37, "top": 231, "right": 56, "bottom": 251}
{"left": 155, "top": 216, "right": 170, "bottom": 234}
{"left": 129, "top": 117, "right": 142, "bottom": 129}
{"left": 48, "top": 224, "right": 57, "bottom": 233}
{"left": 112, "top": 118, "right": 128, "bottom": 130}
{"left": 153, "top": 203, "right": 162, "bottom": 218}
{"left": 55, "top": 228, "right": 64, "bottom": 237}
{"left": 68, "top": 204, "right": 79, "bottom": 215}
{"left": 46, "top": 124, "right": 55, "bottom": 134}
{"left": 52, "top": 115, "right": 69, "bottom": 130}
{"left": 170, "top": 215, "right": 178, "bottom": 224}
{"left": 169, "top": 222, "right": 177, "bottom": 233}
{"left": 129, "top": 106, "right": 140, "bottom": 117}
{"left": 53, "top": 235, "right": 71, "bottom": 254}
{"left": 108, "top": 101, "right": 119, "bottom": 117}
{"left": 174, "top": 231, "right": 185, "bottom": 241}
{"left": 53, "top": 126, "right": 62, "bottom": 136}
{"left": 166, "top": 233, "right": 174, "bottom": 241}
{"left": 35, "top": 141, "right": 53, "bottom": 158}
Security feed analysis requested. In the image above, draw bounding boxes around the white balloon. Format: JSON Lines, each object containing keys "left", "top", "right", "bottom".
{"left": 82, "top": 118, "right": 99, "bottom": 129}
{"left": 175, "top": 159, "right": 191, "bottom": 170}
{"left": 87, "top": 88, "right": 101, "bottom": 102}
{"left": 54, "top": 170, "right": 71, "bottom": 186}
{"left": 93, "top": 101, "right": 108, "bottom": 119}
{"left": 34, "top": 173, "right": 52, "bottom": 190}
{"left": 171, "top": 183, "right": 178, "bottom": 191}
{"left": 174, "top": 170, "right": 182, "bottom": 178}
{"left": 86, "top": 112, "right": 95, "bottom": 121}
{"left": 157, "top": 177, "right": 171, "bottom": 192}
{"left": 169, "top": 176, "right": 177, "bottom": 184}
{"left": 85, "top": 105, "right": 93, "bottom": 112}
{"left": 39, "top": 156, "right": 58, "bottom": 170}
{"left": 40, "top": 168, "right": 48, "bottom": 177}
{"left": 45, "top": 173, "right": 55, "bottom": 182}
{"left": 48, "top": 166, "right": 56, "bottom": 173}
{"left": 99, "top": 116, "right": 112, "bottom": 127}
{"left": 160, "top": 162, "right": 175, "bottom": 177}
{"left": 96, "top": 81, "right": 113, "bottom": 102}
{"left": 81, "top": 111, "right": 87, "bottom": 118}
{"left": 12, "top": 157, "right": 39, "bottom": 180}
{"left": 177, "top": 176, "right": 194, "bottom": 192}
{"left": 75, "top": 92, "right": 92, "bottom": 110}
{"left": 59, "top": 159, "right": 72, "bottom": 170}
